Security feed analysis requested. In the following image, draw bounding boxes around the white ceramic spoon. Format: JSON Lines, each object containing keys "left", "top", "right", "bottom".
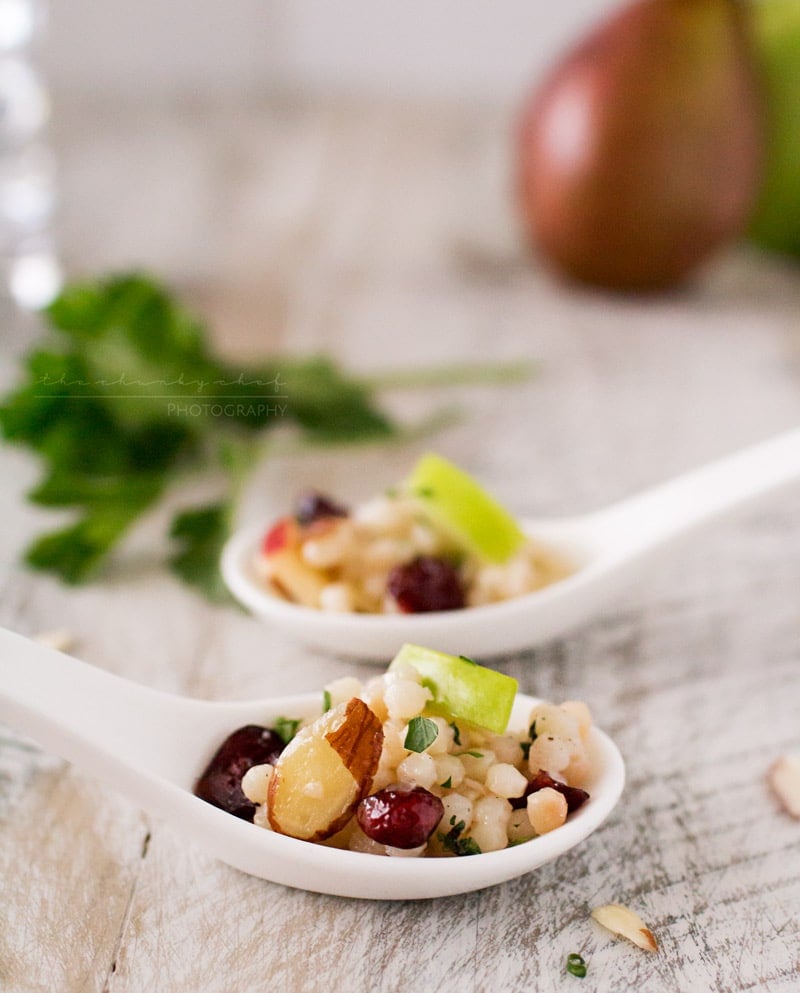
{"left": 223, "top": 426, "right": 800, "bottom": 659}
{"left": 0, "top": 625, "right": 624, "bottom": 900}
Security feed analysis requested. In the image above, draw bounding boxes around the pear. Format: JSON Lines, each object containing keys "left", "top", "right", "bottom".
{"left": 747, "top": 0, "right": 800, "bottom": 258}
{"left": 517, "top": 0, "right": 763, "bottom": 292}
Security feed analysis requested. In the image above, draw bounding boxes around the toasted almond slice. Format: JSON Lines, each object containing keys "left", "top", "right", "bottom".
{"left": 769, "top": 754, "right": 800, "bottom": 819}
{"left": 34, "top": 629, "right": 75, "bottom": 653}
{"left": 591, "top": 903, "right": 658, "bottom": 952}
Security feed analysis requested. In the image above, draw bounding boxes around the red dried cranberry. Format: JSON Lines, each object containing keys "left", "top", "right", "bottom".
{"left": 194, "top": 725, "right": 285, "bottom": 820}
{"left": 357, "top": 785, "right": 444, "bottom": 848}
{"left": 510, "top": 770, "right": 590, "bottom": 813}
{"left": 262, "top": 517, "right": 295, "bottom": 555}
{"left": 387, "top": 556, "right": 465, "bottom": 613}
{"left": 294, "top": 491, "right": 348, "bottom": 526}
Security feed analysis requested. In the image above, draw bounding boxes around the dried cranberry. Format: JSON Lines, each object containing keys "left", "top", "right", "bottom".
{"left": 194, "top": 725, "right": 285, "bottom": 820}
{"left": 387, "top": 556, "right": 465, "bottom": 613}
{"left": 510, "top": 770, "right": 590, "bottom": 813}
{"left": 262, "top": 516, "right": 296, "bottom": 555}
{"left": 357, "top": 785, "right": 444, "bottom": 849}
{"left": 294, "top": 491, "right": 348, "bottom": 526}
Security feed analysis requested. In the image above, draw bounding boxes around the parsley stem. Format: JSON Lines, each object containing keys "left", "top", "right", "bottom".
{"left": 360, "top": 359, "right": 536, "bottom": 391}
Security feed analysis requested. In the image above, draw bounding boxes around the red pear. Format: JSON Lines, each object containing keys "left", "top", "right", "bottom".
{"left": 517, "top": 0, "right": 763, "bottom": 292}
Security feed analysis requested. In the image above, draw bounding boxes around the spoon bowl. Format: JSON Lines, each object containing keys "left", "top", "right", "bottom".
{"left": 223, "top": 427, "right": 800, "bottom": 658}
{"left": 0, "top": 626, "right": 623, "bottom": 899}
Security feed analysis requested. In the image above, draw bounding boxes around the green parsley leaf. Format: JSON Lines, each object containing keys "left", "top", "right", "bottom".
{"left": 438, "top": 819, "right": 482, "bottom": 857}
{"left": 168, "top": 502, "right": 233, "bottom": 603}
{"left": 449, "top": 722, "right": 461, "bottom": 746}
{"left": 520, "top": 741, "right": 532, "bottom": 762}
{"left": 0, "top": 273, "right": 397, "bottom": 593}
{"left": 273, "top": 716, "right": 301, "bottom": 745}
{"left": 322, "top": 689, "right": 332, "bottom": 713}
{"left": 566, "top": 954, "right": 587, "bottom": 978}
{"left": 404, "top": 716, "right": 438, "bottom": 753}
{"left": 440, "top": 776, "right": 452, "bottom": 789}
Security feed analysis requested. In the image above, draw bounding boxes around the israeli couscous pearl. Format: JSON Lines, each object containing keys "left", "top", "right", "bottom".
{"left": 441, "top": 793, "right": 474, "bottom": 832}
{"left": 459, "top": 749, "right": 497, "bottom": 783}
{"left": 434, "top": 754, "right": 466, "bottom": 789}
{"left": 397, "top": 751, "right": 438, "bottom": 789}
{"left": 385, "top": 679, "right": 431, "bottom": 720}
{"left": 425, "top": 717, "right": 455, "bottom": 756}
{"left": 527, "top": 786, "right": 569, "bottom": 835}
{"left": 469, "top": 796, "right": 512, "bottom": 853}
{"left": 485, "top": 762, "right": 528, "bottom": 799}
{"left": 241, "top": 763, "right": 273, "bottom": 805}
{"left": 507, "top": 806, "right": 537, "bottom": 844}
{"left": 488, "top": 733, "right": 526, "bottom": 765}
{"left": 528, "top": 734, "right": 574, "bottom": 776}
{"left": 319, "top": 582, "right": 355, "bottom": 612}
{"left": 324, "top": 676, "right": 364, "bottom": 707}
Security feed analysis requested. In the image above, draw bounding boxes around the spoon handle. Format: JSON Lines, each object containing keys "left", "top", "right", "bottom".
{"left": 590, "top": 426, "right": 800, "bottom": 557}
{"left": 0, "top": 626, "right": 204, "bottom": 782}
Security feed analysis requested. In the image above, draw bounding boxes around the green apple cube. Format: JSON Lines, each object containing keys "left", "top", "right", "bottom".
{"left": 390, "top": 644, "right": 518, "bottom": 735}
{"left": 407, "top": 453, "right": 526, "bottom": 564}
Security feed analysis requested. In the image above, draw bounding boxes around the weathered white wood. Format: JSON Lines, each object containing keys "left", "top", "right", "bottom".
{"left": 1, "top": 95, "right": 799, "bottom": 992}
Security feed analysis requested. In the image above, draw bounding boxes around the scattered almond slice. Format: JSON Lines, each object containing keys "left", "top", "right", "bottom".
{"left": 591, "top": 903, "right": 658, "bottom": 952}
{"left": 34, "top": 629, "right": 75, "bottom": 653}
{"left": 768, "top": 754, "right": 800, "bottom": 819}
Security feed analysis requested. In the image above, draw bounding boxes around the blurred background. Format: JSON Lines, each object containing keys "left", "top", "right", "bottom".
{"left": 47, "top": 1, "right": 615, "bottom": 103}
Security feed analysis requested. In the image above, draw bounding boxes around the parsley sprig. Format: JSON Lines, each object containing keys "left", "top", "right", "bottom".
{"left": 0, "top": 272, "right": 532, "bottom": 600}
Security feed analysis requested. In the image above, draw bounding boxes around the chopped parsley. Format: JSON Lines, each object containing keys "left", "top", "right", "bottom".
{"left": 458, "top": 654, "right": 478, "bottom": 666}
{"left": 566, "top": 953, "right": 587, "bottom": 978}
{"left": 449, "top": 722, "right": 461, "bottom": 746}
{"left": 438, "top": 819, "right": 481, "bottom": 857}
{"left": 440, "top": 776, "right": 452, "bottom": 789}
{"left": 529, "top": 720, "right": 538, "bottom": 741}
{"left": 322, "top": 689, "right": 332, "bottom": 713}
{"left": 273, "top": 716, "right": 301, "bottom": 745}
{"left": 520, "top": 741, "right": 531, "bottom": 761}
{"left": 404, "top": 716, "right": 438, "bottom": 753}
{"left": 459, "top": 750, "right": 483, "bottom": 758}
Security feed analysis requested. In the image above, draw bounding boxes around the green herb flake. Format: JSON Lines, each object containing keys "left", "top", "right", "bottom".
{"left": 520, "top": 741, "right": 532, "bottom": 761}
{"left": 404, "top": 716, "right": 439, "bottom": 753}
{"left": 459, "top": 750, "right": 483, "bottom": 759}
{"left": 458, "top": 654, "right": 478, "bottom": 666}
{"left": 322, "top": 689, "right": 332, "bottom": 713}
{"left": 529, "top": 720, "right": 538, "bottom": 742}
{"left": 566, "top": 953, "right": 587, "bottom": 978}
{"left": 449, "top": 722, "right": 461, "bottom": 746}
{"left": 440, "top": 776, "right": 452, "bottom": 789}
{"left": 274, "top": 716, "right": 301, "bottom": 745}
{"left": 437, "top": 819, "right": 481, "bottom": 857}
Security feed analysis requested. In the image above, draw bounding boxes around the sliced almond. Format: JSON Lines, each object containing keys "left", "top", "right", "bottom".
{"left": 769, "top": 754, "right": 800, "bottom": 819}
{"left": 34, "top": 629, "right": 75, "bottom": 653}
{"left": 591, "top": 903, "right": 658, "bottom": 952}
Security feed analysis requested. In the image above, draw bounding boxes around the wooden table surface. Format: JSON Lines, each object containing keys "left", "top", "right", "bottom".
{"left": 2, "top": 96, "right": 800, "bottom": 993}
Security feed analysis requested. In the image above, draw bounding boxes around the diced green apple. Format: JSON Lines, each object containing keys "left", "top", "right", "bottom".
{"left": 406, "top": 453, "right": 526, "bottom": 564}
{"left": 390, "top": 643, "right": 517, "bottom": 735}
